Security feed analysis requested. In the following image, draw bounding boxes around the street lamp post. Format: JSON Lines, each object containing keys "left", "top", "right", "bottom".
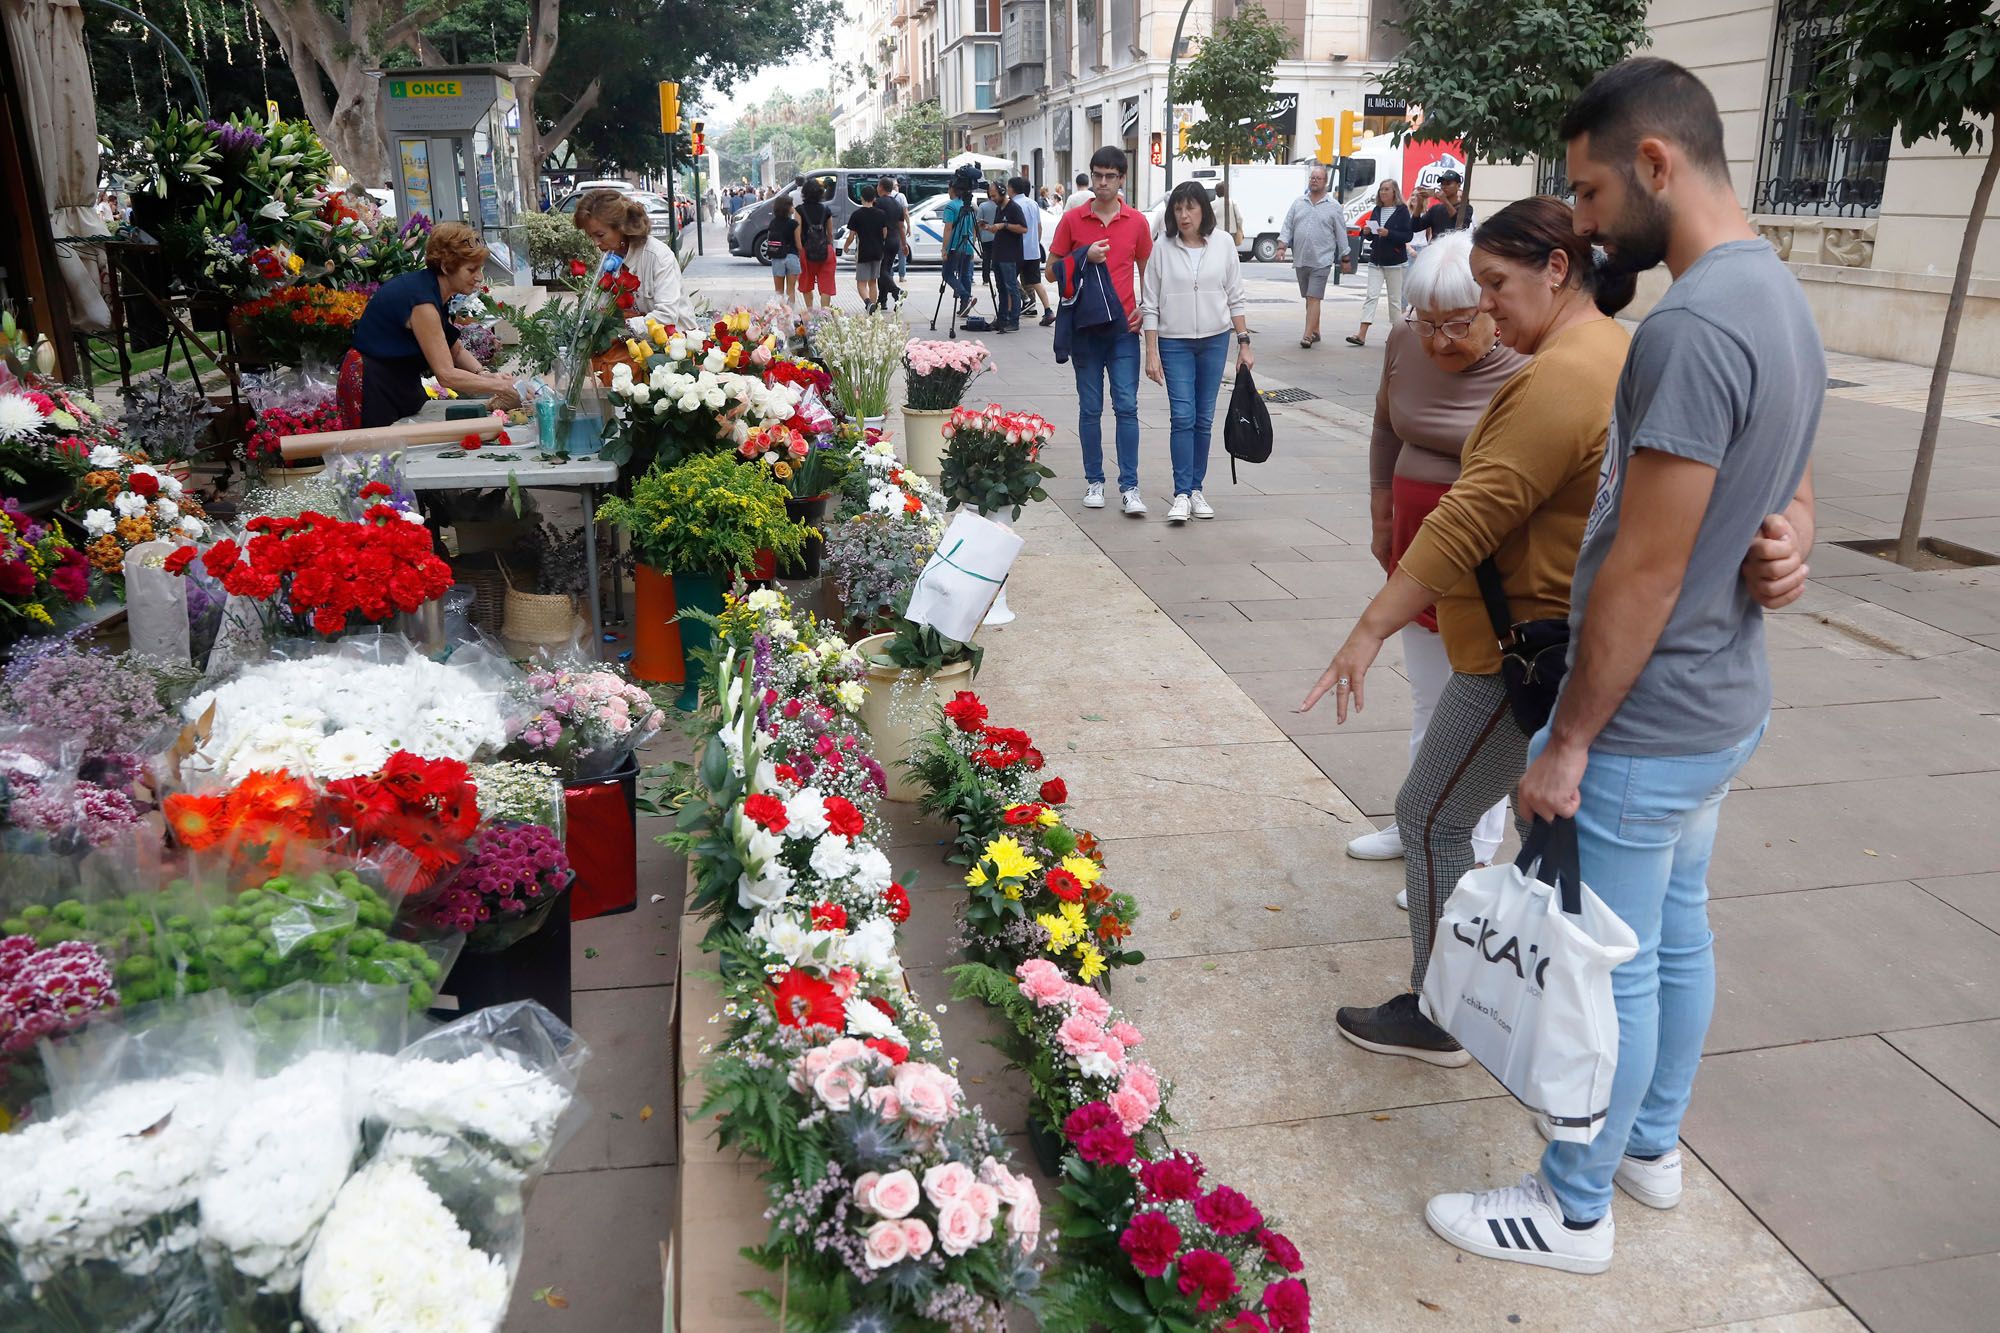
{"left": 1162, "top": 0, "right": 1199, "bottom": 193}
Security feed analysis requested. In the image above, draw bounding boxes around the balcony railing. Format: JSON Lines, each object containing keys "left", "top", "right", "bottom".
{"left": 1753, "top": 3, "right": 1890, "bottom": 218}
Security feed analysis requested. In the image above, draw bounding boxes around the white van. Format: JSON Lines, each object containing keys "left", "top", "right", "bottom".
{"left": 1184, "top": 164, "right": 1321, "bottom": 263}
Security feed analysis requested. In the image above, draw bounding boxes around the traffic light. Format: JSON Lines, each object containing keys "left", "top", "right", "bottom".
{"left": 1176, "top": 121, "right": 1189, "bottom": 155}
{"left": 1313, "top": 117, "right": 1336, "bottom": 165}
{"left": 1149, "top": 131, "right": 1164, "bottom": 167}
{"left": 1339, "top": 109, "right": 1361, "bottom": 159}
{"left": 658, "top": 81, "right": 680, "bottom": 135}
{"left": 690, "top": 119, "right": 705, "bottom": 157}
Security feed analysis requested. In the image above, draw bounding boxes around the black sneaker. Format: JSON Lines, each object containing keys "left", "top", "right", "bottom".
{"left": 1335, "top": 993, "right": 1472, "bottom": 1067}
{"left": 1040, "top": 311, "right": 1056, "bottom": 327}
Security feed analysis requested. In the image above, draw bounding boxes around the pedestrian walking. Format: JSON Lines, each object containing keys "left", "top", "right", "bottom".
{"left": 764, "top": 195, "right": 802, "bottom": 303}
{"left": 1017, "top": 178, "right": 1056, "bottom": 326}
{"left": 1425, "top": 56, "right": 1823, "bottom": 1277}
{"left": 989, "top": 177, "right": 1032, "bottom": 333}
{"left": 1050, "top": 146, "right": 1154, "bottom": 516}
{"left": 976, "top": 181, "right": 1003, "bottom": 297}
{"left": 1348, "top": 180, "right": 1413, "bottom": 346}
{"left": 1140, "top": 181, "right": 1251, "bottom": 524}
{"left": 796, "top": 177, "right": 838, "bottom": 310}
{"left": 1276, "top": 165, "right": 1349, "bottom": 348}
{"left": 1214, "top": 183, "right": 1245, "bottom": 251}
{"left": 889, "top": 176, "right": 912, "bottom": 284}
{"left": 873, "top": 177, "right": 910, "bottom": 309}
{"left": 1300, "top": 196, "right": 1636, "bottom": 1075}
{"left": 937, "top": 178, "right": 980, "bottom": 318}
{"left": 1421, "top": 170, "right": 1475, "bottom": 239}
{"left": 1407, "top": 185, "right": 1437, "bottom": 255}
{"left": 1344, "top": 230, "right": 1526, "bottom": 874}
{"left": 1064, "top": 172, "right": 1093, "bottom": 212}
{"left": 843, "top": 183, "right": 891, "bottom": 311}
{"left": 571, "top": 189, "right": 700, "bottom": 332}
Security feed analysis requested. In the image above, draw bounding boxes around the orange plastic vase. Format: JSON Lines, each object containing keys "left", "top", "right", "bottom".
{"left": 630, "top": 563, "right": 685, "bottom": 684}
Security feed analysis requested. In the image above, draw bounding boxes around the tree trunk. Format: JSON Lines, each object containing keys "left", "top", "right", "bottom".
{"left": 256, "top": 0, "right": 396, "bottom": 186}
{"left": 1897, "top": 131, "right": 2000, "bottom": 567}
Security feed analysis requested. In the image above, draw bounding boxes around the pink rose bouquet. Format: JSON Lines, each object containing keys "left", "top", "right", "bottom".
{"left": 902, "top": 338, "right": 992, "bottom": 411}
{"left": 507, "top": 666, "right": 664, "bottom": 779}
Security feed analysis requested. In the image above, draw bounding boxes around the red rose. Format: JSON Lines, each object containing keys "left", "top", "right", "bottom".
{"left": 942, "top": 691, "right": 988, "bottom": 732}
{"left": 460, "top": 433, "right": 483, "bottom": 451}
{"left": 1257, "top": 1228, "right": 1304, "bottom": 1275}
{"left": 1039, "top": 778, "right": 1067, "bottom": 805}
{"left": 1260, "top": 1277, "right": 1311, "bottom": 1333}
{"left": 883, "top": 882, "right": 911, "bottom": 924}
{"left": 1176, "top": 1250, "right": 1241, "bottom": 1314}
{"left": 821, "top": 795, "right": 865, "bottom": 839}
{"left": 1194, "top": 1185, "right": 1265, "bottom": 1238}
{"left": 1139, "top": 1152, "right": 1205, "bottom": 1202}
{"left": 741, "top": 793, "right": 788, "bottom": 833}
{"left": 163, "top": 545, "right": 198, "bottom": 575}
{"left": 615, "top": 292, "right": 635, "bottom": 311}
{"left": 569, "top": 259, "right": 588, "bottom": 277}
{"left": 1118, "top": 1210, "right": 1182, "bottom": 1279}
{"left": 809, "top": 902, "right": 847, "bottom": 931}
{"left": 863, "top": 1037, "right": 908, "bottom": 1065}
{"left": 1024, "top": 747, "right": 1045, "bottom": 771}
{"left": 127, "top": 471, "right": 160, "bottom": 499}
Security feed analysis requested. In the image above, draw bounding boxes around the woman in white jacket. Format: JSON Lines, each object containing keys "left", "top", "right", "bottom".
{"left": 571, "top": 190, "right": 701, "bottom": 333}
{"left": 1141, "top": 182, "right": 1254, "bottom": 523}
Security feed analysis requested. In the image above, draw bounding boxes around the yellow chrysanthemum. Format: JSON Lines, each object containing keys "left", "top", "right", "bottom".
{"left": 1060, "top": 855, "right": 1101, "bottom": 886}
{"left": 1036, "top": 808, "right": 1060, "bottom": 827}
{"left": 1001, "top": 879, "right": 1022, "bottom": 901}
{"left": 982, "top": 835, "right": 1040, "bottom": 884}
{"left": 965, "top": 864, "right": 989, "bottom": 889}
{"left": 1059, "top": 900, "right": 1088, "bottom": 936}
{"left": 1037, "top": 911, "right": 1076, "bottom": 951}
{"left": 1075, "top": 942, "right": 1107, "bottom": 983}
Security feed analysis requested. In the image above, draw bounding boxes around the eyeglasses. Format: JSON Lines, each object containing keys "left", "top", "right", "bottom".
{"left": 1405, "top": 314, "right": 1477, "bottom": 340}
{"left": 1089, "top": 171, "right": 1123, "bottom": 182}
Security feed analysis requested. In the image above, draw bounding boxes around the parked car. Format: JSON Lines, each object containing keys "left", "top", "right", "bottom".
{"left": 728, "top": 167, "right": 954, "bottom": 265}
{"left": 550, "top": 186, "right": 675, "bottom": 235}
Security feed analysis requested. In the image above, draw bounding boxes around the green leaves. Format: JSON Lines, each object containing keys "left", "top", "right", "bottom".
{"left": 1802, "top": 0, "right": 2000, "bottom": 152}
{"left": 1178, "top": 2, "right": 1296, "bottom": 167}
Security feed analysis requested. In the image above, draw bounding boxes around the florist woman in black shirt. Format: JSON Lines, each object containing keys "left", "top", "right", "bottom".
{"left": 340, "top": 221, "right": 518, "bottom": 428}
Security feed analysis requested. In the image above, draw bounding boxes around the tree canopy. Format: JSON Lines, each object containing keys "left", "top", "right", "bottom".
{"left": 1178, "top": 3, "right": 1294, "bottom": 171}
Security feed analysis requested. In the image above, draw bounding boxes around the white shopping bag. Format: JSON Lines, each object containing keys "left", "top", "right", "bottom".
{"left": 1420, "top": 818, "right": 1639, "bottom": 1143}
{"left": 903, "top": 512, "right": 1024, "bottom": 643}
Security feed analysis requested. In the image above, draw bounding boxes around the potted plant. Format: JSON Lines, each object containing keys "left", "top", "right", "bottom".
{"left": 500, "top": 521, "right": 588, "bottom": 647}
{"left": 854, "top": 616, "right": 982, "bottom": 803}
{"left": 808, "top": 310, "right": 903, "bottom": 433}
{"left": 900, "top": 339, "right": 990, "bottom": 478}
{"left": 596, "top": 451, "right": 805, "bottom": 709}
{"left": 229, "top": 284, "right": 367, "bottom": 371}
{"left": 737, "top": 422, "right": 851, "bottom": 578}
{"left": 117, "top": 378, "right": 215, "bottom": 480}
{"left": 937, "top": 405, "right": 1057, "bottom": 626}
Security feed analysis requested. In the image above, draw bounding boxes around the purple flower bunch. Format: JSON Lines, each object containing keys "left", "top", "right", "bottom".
{"left": 5, "top": 774, "right": 142, "bottom": 849}
{"left": 400, "top": 213, "right": 434, "bottom": 239}
{"left": 0, "top": 935, "right": 118, "bottom": 1054}
{"left": 204, "top": 120, "right": 268, "bottom": 157}
{"left": 426, "top": 821, "right": 570, "bottom": 932}
{"left": 1, "top": 638, "right": 170, "bottom": 755}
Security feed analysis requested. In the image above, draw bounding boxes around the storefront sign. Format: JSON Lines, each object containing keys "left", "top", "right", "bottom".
{"left": 1364, "top": 94, "right": 1407, "bottom": 118}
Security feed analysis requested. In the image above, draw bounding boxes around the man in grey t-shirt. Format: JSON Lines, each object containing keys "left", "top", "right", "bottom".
{"left": 1424, "top": 57, "right": 1821, "bottom": 1278}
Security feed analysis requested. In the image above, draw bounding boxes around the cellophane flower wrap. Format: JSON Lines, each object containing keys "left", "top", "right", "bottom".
{"left": 902, "top": 339, "right": 992, "bottom": 412}
{"left": 598, "top": 312, "right": 803, "bottom": 470}
{"left": 0, "top": 380, "right": 110, "bottom": 488}
{"left": 423, "top": 821, "right": 572, "bottom": 952}
{"left": 937, "top": 405, "right": 1058, "bottom": 521}
{"left": 506, "top": 663, "right": 665, "bottom": 780}
{"left": 242, "top": 400, "right": 341, "bottom": 473}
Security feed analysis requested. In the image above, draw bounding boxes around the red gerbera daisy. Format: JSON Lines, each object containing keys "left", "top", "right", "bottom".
{"left": 768, "top": 969, "right": 845, "bottom": 1030}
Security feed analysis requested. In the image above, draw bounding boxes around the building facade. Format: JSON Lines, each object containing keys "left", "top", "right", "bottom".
{"left": 1470, "top": 0, "right": 2000, "bottom": 375}
{"left": 831, "top": 0, "right": 897, "bottom": 152}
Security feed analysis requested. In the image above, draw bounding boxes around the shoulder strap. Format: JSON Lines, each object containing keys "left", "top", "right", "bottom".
{"left": 1474, "top": 558, "right": 1514, "bottom": 645}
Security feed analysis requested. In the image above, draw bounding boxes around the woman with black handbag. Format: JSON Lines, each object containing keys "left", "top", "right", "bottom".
{"left": 1298, "top": 196, "right": 1633, "bottom": 1068}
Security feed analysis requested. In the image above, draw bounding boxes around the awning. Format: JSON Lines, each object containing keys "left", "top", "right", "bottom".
{"left": 1, "top": 0, "right": 109, "bottom": 329}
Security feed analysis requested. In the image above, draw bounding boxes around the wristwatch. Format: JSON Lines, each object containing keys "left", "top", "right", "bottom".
{"left": 1236, "top": 333, "right": 1252, "bottom": 345}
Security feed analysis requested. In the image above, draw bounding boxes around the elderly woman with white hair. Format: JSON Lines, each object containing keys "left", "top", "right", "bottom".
{"left": 1342, "top": 230, "right": 1526, "bottom": 876}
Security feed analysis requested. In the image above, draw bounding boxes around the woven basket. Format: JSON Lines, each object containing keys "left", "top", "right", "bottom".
{"left": 499, "top": 558, "right": 580, "bottom": 645}
{"left": 450, "top": 557, "right": 510, "bottom": 636}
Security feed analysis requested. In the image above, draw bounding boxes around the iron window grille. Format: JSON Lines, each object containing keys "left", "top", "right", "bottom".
{"left": 1753, "top": 2, "right": 1889, "bottom": 217}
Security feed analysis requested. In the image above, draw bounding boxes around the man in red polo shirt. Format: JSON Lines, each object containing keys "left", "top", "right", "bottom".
{"left": 1051, "top": 146, "right": 1154, "bottom": 516}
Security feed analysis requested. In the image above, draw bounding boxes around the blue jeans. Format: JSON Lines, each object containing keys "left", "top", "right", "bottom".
{"left": 1534, "top": 718, "right": 1768, "bottom": 1223}
{"left": 1158, "top": 331, "right": 1230, "bottom": 494}
{"left": 995, "top": 261, "right": 1022, "bottom": 328}
{"left": 943, "top": 251, "right": 973, "bottom": 303}
{"left": 1071, "top": 326, "right": 1141, "bottom": 491}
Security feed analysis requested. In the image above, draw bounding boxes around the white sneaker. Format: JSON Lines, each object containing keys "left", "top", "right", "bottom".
{"left": 1532, "top": 1115, "right": 1684, "bottom": 1210}
{"left": 1346, "top": 823, "right": 1405, "bottom": 860}
{"left": 1396, "top": 888, "right": 1409, "bottom": 911}
{"left": 1166, "top": 493, "right": 1191, "bottom": 524}
{"left": 1121, "top": 488, "right": 1148, "bottom": 516}
{"left": 1083, "top": 482, "right": 1106, "bottom": 509}
{"left": 1189, "top": 490, "right": 1215, "bottom": 519}
{"left": 1426, "top": 1173, "right": 1614, "bottom": 1275}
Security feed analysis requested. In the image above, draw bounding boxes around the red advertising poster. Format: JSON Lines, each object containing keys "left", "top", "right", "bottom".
{"left": 1402, "top": 138, "right": 1468, "bottom": 193}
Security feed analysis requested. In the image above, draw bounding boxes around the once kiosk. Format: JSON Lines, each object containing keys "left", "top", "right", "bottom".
{"left": 378, "top": 64, "right": 534, "bottom": 284}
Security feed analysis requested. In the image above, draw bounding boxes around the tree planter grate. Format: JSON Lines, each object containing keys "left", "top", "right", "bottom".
{"left": 1260, "top": 388, "right": 1319, "bottom": 403}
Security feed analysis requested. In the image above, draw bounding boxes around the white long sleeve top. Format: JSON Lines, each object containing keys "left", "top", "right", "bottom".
{"left": 622, "top": 235, "right": 700, "bottom": 333}
{"left": 1139, "top": 233, "right": 1248, "bottom": 338}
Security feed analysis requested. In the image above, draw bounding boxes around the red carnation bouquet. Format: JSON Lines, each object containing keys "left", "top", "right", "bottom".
{"left": 165, "top": 505, "right": 451, "bottom": 637}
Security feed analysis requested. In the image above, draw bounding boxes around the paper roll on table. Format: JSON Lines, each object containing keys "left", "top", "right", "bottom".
{"left": 278, "top": 414, "right": 509, "bottom": 460}
{"left": 904, "top": 512, "right": 1025, "bottom": 643}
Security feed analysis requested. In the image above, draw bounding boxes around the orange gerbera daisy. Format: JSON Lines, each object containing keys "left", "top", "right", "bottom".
{"left": 162, "top": 791, "right": 230, "bottom": 851}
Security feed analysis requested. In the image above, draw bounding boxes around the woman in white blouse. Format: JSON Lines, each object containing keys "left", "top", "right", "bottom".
{"left": 571, "top": 190, "right": 701, "bottom": 333}
{"left": 1141, "top": 182, "right": 1254, "bottom": 523}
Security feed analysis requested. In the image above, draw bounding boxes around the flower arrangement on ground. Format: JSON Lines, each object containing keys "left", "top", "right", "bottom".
{"left": 232, "top": 284, "right": 368, "bottom": 367}
{"left": 506, "top": 665, "right": 665, "bottom": 779}
{"left": 423, "top": 821, "right": 572, "bottom": 948}
{"left": 823, "top": 432, "right": 948, "bottom": 629}
{"left": 0, "top": 377, "right": 119, "bottom": 490}
{"left": 810, "top": 310, "right": 906, "bottom": 420}
{"left": 73, "top": 449, "right": 209, "bottom": 574}
{"left": 0, "top": 636, "right": 178, "bottom": 758}
{"left": 902, "top": 339, "right": 992, "bottom": 411}
{"left": 596, "top": 451, "right": 804, "bottom": 577}
{"left": 0, "top": 496, "right": 89, "bottom": 636}
{"left": 165, "top": 498, "right": 451, "bottom": 638}
{"left": 937, "top": 405, "right": 1057, "bottom": 520}
{"left": 243, "top": 400, "right": 343, "bottom": 475}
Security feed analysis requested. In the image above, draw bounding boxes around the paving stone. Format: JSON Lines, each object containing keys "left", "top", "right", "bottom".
{"left": 506, "top": 1164, "right": 673, "bottom": 1333}
{"left": 1765, "top": 647, "right": 1943, "bottom": 707}
{"left": 1233, "top": 596, "right": 1371, "bottom": 623}
{"left": 1156, "top": 599, "right": 1249, "bottom": 624}
{"left": 1692, "top": 1309, "right": 1866, "bottom": 1332}
{"left": 1810, "top": 575, "right": 2000, "bottom": 637}
{"left": 1736, "top": 698, "right": 2000, "bottom": 788}
{"left": 1708, "top": 882, "right": 2000, "bottom": 1051}
{"left": 1053, "top": 740, "right": 1368, "bottom": 840}
{"left": 551, "top": 985, "right": 678, "bottom": 1172}
{"left": 1292, "top": 728, "right": 1414, "bottom": 815}
{"left": 1682, "top": 1037, "right": 2000, "bottom": 1278}
{"left": 1182, "top": 617, "right": 1359, "bottom": 673}
{"left": 1248, "top": 558, "right": 1393, "bottom": 602}
{"left": 1128, "top": 561, "right": 1296, "bottom": 603}
{"left": 1290, "top": 541, "right": 1380, "bottom": 562}
{"left": 572, "top": 863, "right": 681, "bottom": 992}
{"left": 1828, "top": 1253, "right": 2000, "bottom": 1333}
{"left": 1226, "top": 666, "right": 1417, "bottom": 736}
{"left": 1175, "top": 1101, "right": 1835, "bottom": 1333}
{"left": 1916, "top": 872, "right": 2000, "bottom": 932}
{"left": 1121, "top": 936, "right": 1500, "bottom": 1133}
{"left": 1881, "top": 1018, "right": 2000, "bottom": 1123}
{"left": 1707, "top": 771, "right": 2000, "bottom": 896}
